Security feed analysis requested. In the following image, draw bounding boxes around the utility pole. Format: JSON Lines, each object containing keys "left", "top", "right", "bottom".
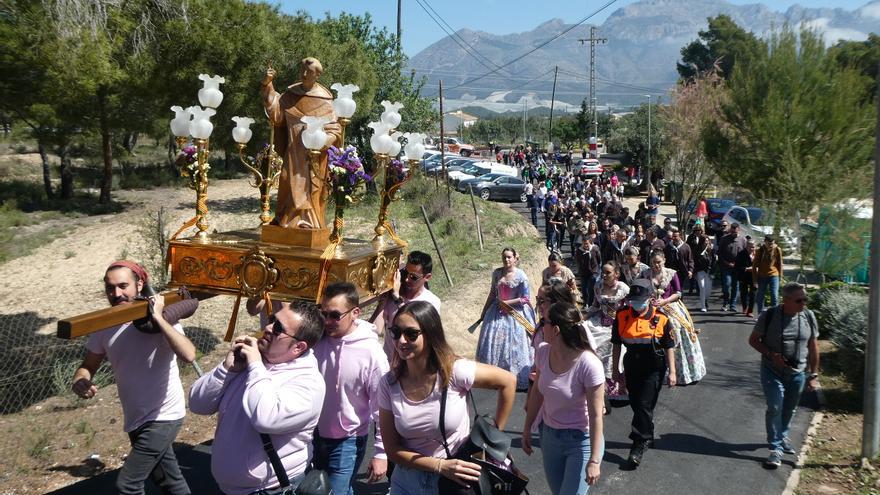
{"left": 646, "top": 94, "right": 652, "bottom": 191}
{"left": 578, "top": 27, "right": 607, "bottom": 146}
{"left": 397, "top": 0, "right": 402, "bottom": 54}
{"left": 548, "top": 66, "right": 558, "bottom": 149}
{"left": 863, "top": 61, "right": 880, "bottom": 460}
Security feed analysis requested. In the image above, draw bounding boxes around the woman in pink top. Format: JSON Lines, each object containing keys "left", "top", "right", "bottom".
{"left": 522, "top": 302, "right": 605, "bottom": 495}
{"left": 378, "top": 301, "right": 516, "bottom": 494}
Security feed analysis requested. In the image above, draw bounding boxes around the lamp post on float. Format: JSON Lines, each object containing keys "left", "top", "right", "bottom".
{"left": 169, "top": 74, "right": 225, "bottom": 241}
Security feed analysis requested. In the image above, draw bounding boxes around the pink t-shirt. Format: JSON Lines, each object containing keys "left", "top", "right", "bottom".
{"left": 535, "top": 342, "right": 604, "bottom": 431}
{"left": 86, "top": 322, "right": 187, "bottom": 432}
{"left": 378, "top": 359, "right": 476, "bottom": 458}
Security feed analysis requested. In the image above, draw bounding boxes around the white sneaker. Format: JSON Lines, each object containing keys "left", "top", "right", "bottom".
{"left": 700, "top": 308, "right": 708, "bottom": 313}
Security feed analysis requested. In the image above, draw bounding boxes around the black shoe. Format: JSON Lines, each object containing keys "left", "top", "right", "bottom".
{"left": 628, "top": 441, "right": 649, "bottom": 467}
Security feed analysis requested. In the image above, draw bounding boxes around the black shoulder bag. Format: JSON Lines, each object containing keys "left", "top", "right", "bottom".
{"left": 259, "top": 433, "right": 330, "bottom": 495}
{"left": 437, "top": 388, "right": 530, "bottom": 495}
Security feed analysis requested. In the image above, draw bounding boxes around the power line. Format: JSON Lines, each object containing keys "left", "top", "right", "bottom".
{"left": 423, "top": 0, "right": 620, "bottom": 97}
{"left": 413, "top": 0, "right": 506, "bottom": 74}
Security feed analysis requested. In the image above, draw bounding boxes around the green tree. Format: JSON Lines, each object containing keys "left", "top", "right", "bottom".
{"left": 661, "top": 71, "right": 725, "bottom": 227}
{"left": 703, "top": 26, "right": 875, "bottom": 240}
{"left": 609, "top": 103, "right": 668, "bottom": 186}
{"left": 828, "top": 33, "right": 880, "bottom": 99}
{"left": 677, "top": 15, "right": 764, "bottom": 81}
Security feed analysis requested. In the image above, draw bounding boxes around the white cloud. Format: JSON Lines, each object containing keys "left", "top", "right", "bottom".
{"left": 859, "top": 3, "right": 880, "bottom": 19}
{"left": 802, "top": 17, "right": 868, "bottom": 45}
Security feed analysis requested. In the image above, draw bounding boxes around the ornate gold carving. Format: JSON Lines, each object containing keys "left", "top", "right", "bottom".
{"left": 280, "top": 267, "right": 319, "bottom": 290}
{"left": 348, "top": 265, "right": 371, "bottom": 292}
{"left": 179, "top": 256, "right": 236, "bottom": 281}
{"left": 238, "top": 248, "right": 278, "bottom": 298}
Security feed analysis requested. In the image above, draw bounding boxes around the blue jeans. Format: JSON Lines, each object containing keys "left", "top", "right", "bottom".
{"left": 540, "top": 423, "right": 601, "bottom": 495}
{"left": 756, "top": 276, "right": 780, "bottom": 315}
{"left": 312, "top": 434, "right": 367, "bottom": 495}
{"left": 720, "top": 268, "right": 738, "bottom": 308}
{"left": 760, "top": 362, "right": 806, "bottom": 453}
{"left": 390, "top": 464, "right": 439, "bottom": 495}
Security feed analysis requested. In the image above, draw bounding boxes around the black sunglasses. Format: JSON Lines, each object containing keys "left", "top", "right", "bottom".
{"left": 389, "top": 325, "right": 422, "bottom": 342}
{"left": 269, "top": 318, "right": 299, "bottom": 340}
{"left": 401, "top": 269, "right": 425, "bottom": 282}
{"left": 320, "top": 307, "right": 355, "bottom": 321}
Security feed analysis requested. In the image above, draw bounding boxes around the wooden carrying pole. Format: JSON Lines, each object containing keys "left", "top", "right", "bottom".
{"left": 420, "top": 205, "right": 453, "bottom": 287}
{"left": 56, "top": 291, "right": 203, "bottom": 339}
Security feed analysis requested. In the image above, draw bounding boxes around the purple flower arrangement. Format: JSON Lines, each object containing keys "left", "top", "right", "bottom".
{"left": 387, "top": 159, "right": 407, "bottom": 185}
{"left": 327, "top": 145, "right": 372, "bottom": 205}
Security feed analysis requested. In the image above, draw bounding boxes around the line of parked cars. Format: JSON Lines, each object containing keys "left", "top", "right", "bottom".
{"left": 419, "top": 150, "right": 528, "bottom": 202}
{"left": 689, "top": 198, "right": 798, "bottom": 250}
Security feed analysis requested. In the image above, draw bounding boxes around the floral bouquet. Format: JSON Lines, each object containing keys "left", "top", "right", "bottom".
{"left": 176, "top": 144, "right": 208, "bottom": 188}
{"left": 327, "top": 145, "right": 372, "bottom": 205}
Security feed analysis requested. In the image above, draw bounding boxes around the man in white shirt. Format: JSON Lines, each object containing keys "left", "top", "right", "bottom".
{"left": 72, "top": 261, "right": 196, "bottom": 495}
{"left": 371, "top": 251, "right": 441, "bottom": 360}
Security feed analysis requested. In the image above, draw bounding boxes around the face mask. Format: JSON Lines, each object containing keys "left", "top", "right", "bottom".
{"left": 631, "top": 300, "right": 649, "bottom": 311}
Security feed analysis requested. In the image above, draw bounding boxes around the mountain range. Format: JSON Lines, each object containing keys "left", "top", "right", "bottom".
{"left": 408, "top": 0, "right": 880, "bottom": 114}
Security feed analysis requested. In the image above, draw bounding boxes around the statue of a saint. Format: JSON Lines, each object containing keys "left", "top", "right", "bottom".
{"left": 261, "top": 57, "right": 341, "bottom": 229}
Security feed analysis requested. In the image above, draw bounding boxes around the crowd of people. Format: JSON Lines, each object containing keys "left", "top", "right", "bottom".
{"left": 70, "top": 159, "right": 818, "bottom": 493}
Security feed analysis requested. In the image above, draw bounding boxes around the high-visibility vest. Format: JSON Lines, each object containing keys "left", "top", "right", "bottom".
{"left": 616, "top": 307, "right": 668, "bottom": 345}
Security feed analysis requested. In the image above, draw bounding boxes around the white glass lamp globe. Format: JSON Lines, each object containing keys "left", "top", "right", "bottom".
{"left": 403, "top": 132, "right": 426, "bottom": 161}
{"left": 388, "top": 132, "right": 403, "bottom": 157}
{"left": 367, "top": 121, "right": 394, "bottom": 155}
{"left": 301, "top": 116, "right": 332, "bottom": 150}
{"left": 170, "top": 106, "right": 192, "bottom": 138}
{"left": 189, "top": 107, "right": 216, "bottom": 140}
{"left": 330, "top": 83, "right": 359, "bottom": 119}
{"left": 380, "top": 101, "right": 403, "bottom": 128}
{"left": 198, "top": 74, "right": 225, "bottom": 109}
{"left": 231, "top": 116, "right": 255, "bottom": 144}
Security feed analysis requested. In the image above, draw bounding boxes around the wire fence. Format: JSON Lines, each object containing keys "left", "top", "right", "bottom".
{"left": 0, "top": 310, "right": 226, "bottom": 415}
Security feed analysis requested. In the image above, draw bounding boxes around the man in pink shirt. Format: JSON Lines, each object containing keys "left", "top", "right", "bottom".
{"left": 312, "top": 282, "right": 390, "bottom": 495}
{"left": 371, "top": 251, "right": 442, "bottom": 360}
{"left": 72, "top": 261, "right": 196, "bottom": 495}
{"left": 189, "top": 301, "right": 326, "bottom": 495}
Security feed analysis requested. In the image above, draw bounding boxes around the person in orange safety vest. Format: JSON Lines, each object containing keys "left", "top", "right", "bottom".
{"left": 610, "top": 278, "right": 677, "bottom": 468}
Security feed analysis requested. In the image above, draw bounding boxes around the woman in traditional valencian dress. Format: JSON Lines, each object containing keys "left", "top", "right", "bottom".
{"left": 642, "top": 250, "right": 706, "bottom": 385}
{"left": 477, "top": 247, "right": 537, "bottom": 390}
{"left": 584, "top": 261, "right": 630, "bottom": 402}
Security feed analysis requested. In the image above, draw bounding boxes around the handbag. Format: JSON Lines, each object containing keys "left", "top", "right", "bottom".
{"left": 437, "top": 388, "right": 530, "bottom": 495}
{"left": 259, "top": 433, "right": 330, "bottom": 495}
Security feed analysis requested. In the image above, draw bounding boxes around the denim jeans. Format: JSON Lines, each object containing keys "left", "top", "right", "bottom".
{"left": 756, "top": 276, "right": 780, "bottom": 315}
{"left": 547, "top": 229, "right": 558, "bottom": 250}
{"left": 720, "top": 268, "right": 738, "bottom": 308}
{"left": 540, "top": 423, "right": 600, "bottom": 495}
{"left": 760, "top": 362, "right": 806, "bottom": 453}
{"left": 117, "top": 419, "right": 190, "bottom": 495}
{"left": 312, "top": 434, "right": 367, "bottom": 495}
{"left": 390, "top": 464, "right": 439, "bottom": 495}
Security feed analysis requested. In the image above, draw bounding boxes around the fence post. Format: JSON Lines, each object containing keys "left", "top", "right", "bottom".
{"left": 420, "top": 206, "right": 453, "bottom": 287}
{"left": 468, "top": 186, "right": 484, "bottom": 252}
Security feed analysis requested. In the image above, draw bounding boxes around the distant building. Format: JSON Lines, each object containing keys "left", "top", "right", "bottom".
{"left": 441, "top": 110, "right": 479, "bottom": 135}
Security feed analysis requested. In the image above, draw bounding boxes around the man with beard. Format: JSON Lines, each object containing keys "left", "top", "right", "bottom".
{"left": 189, "top": 302, "right": 326, "bottom": 494}
{"left": 372, "top": 251, "right": 442, "bottom": 360}
{"left": 72, "top": 261, "right": 196, "bottom": 495}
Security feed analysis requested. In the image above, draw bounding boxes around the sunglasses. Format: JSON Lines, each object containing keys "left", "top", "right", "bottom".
{"left": 269, "top": 318, "right": 300, "bottom": 340}
{"left": 389, "top": 325, "right": 422, "bottom": 342}
{"left": 794, "top": 298, "right": 807, "bottom": 304}
{"left": 401, "top": 269, "right": 425, "bottom": 282}
{"left": 320, "top": 307, "right": 355, "bottom": 321}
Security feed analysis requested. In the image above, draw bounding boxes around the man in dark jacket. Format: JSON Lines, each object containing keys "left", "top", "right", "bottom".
{"left": 639, "top": 228, "right": 667, "bottom": 265}
{"left": 576, "top": 234, "right": 602, "bottom": 306}
{"left": 687, "top": 226, "right": 714, "bottom": 312}
{"left": 664, "top": 228, "right": 693, "bottom": 293}
{"left": 717, "top": 223, "right": 748, "bottom": 312}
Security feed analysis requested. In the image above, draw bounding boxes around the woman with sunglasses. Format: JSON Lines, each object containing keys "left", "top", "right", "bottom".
{"left": 476, "top": 247, "right": 536, "bottom": 391}
{"left": 378, "top": 301, "right": 516, "bottom": 494}
{"left": 523, "top": 302, "right": 605, "bottom": 495}
{"left": 585, "top": 261, "right": 630, "bottom": 402}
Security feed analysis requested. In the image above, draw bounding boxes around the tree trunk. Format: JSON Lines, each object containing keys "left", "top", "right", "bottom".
{"left": 38, "top": 141, "right": 54, "bottom": 199}
{"left": 167, "top": 134, "right": 176, "bottom": 167}
{"left": 98, "top": 90, "right": 113, "bottom": 204}
{"left": 59, "top": 142, "right": 74, "bottom": 200}
{"left": 122, "top": 132, "right": 138, "bottom": 155}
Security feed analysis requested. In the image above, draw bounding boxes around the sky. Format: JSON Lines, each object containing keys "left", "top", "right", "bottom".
{"left": 278, "top": 0, "right": 873, "bottom": 56}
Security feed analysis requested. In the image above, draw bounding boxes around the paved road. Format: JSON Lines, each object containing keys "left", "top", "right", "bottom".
{"left": 49, "top": 193, "right": 819, "bottom": 495}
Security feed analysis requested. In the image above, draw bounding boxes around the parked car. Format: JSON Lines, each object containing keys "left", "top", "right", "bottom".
{"left": 442, "top": 137, "right": 475, "bottom": 156}
{"left": 687, "top": 198, "right": 737, "bottom": 234}
{"left": 457, "top": 174, "right": 528, "bottom": 202}
{"left": 722, "top": 205, "right": 798, "bottom": 251}
{"left": 574, "top": 158, "right": 603, "bottom": 177}
{"left": 425, "top": 156, "right": 476, "bottom": 178}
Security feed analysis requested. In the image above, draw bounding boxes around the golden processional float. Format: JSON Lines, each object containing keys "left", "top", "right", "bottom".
{"left": 57, "top": 58, "right": 428, "bottom": 341}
